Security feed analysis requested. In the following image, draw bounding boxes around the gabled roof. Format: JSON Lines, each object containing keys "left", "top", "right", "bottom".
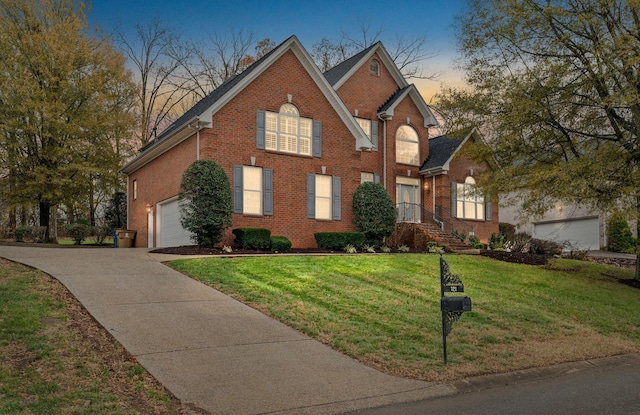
{"left": 323, "top": 43, "right": 379, "bottom": 87}
{"left": 378, "top": 85, "right": 438, "bottom": 128}
{"left": 323, "top": 42, "right": 407, "bottom": 90}
{"left": 420, "top": 129, "right": 478, "bottom": 176}
{"left": 323, "top": 42, "right": 438, "bottom": 128}
{"left": 121, "top": 35, "right": 372, "bottom": 175}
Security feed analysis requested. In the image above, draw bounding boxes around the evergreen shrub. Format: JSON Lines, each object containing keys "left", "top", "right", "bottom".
{"left": 232, "top": 228, "right": 271, "bottom": 249}
{"left": 315, "top": 232, "right": 365, "bottom": 250}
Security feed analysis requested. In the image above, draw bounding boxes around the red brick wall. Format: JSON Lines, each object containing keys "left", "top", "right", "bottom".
{"left": 127, "top": 136, "right": 198, "bottom": 247}
{"left": 423, "top": 140, "right": 499, "bottom": 242}
{"left": 334, "top": 52, "right": 430, "bottom": 201}
{"left": 126, "top": 47, "right": 469, "bottom": 249}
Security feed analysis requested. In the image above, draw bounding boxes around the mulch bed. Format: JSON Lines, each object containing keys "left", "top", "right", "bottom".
{"left": 479, "top": 250, "right": 552, "bottom": 266}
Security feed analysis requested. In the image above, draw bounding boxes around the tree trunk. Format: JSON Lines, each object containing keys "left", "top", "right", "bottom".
{"left": 636, "top": 196, "right": 640, "bottom": 281}
{"left": 39, "top": 199, "right": 51, "bottom": 242}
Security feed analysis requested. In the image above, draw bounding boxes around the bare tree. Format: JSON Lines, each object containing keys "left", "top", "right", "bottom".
{"left": 117, "top": 20, "right": 193, "bottom": 146}
{"left": 180, "top": 30, "right": 274, "bottom": 102}
{"left": 313, "top": 19, "right": 438, "bottom": 80}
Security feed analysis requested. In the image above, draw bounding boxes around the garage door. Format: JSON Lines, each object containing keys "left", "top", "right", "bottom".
{"left": 158, "top": 198, "right": 194, "bottom": 247}
{"left": 534, "top": 217, "right": 600, "bottom": 251}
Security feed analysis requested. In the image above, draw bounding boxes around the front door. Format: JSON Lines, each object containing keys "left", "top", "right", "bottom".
{"left": 396, "top": 177, "right": 420, "bottom": 222}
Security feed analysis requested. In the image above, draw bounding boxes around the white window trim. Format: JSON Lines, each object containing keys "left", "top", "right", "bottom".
{"left": 315, "top": 175, "right": 332, "bottom": 220}
{"left": 456, "top": 177, "right": 485, "bottom": 220}
{"left": 266, "top": 104, "right": 312, "bottom": 156}
{"left": 356, "top": 117, "right": 371, "bottom": 139}
{"left": 396, "top": 125, "right": 420, "bottom": 166}
{"left": 243, "top": 166, "right": 263, "bottom": 215}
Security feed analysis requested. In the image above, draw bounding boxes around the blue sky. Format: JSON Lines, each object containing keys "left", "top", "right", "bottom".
{"left": 87, "top": 0, "right": 467, "bottom": 101}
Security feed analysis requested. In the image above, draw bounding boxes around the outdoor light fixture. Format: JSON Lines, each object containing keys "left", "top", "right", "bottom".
{"left": 146, "top": 204, "right": 152, "bottom": 213}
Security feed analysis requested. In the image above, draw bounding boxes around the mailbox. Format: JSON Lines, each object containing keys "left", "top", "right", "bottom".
{"left": 440, "top": 296, "right": 472, "bottom": 312}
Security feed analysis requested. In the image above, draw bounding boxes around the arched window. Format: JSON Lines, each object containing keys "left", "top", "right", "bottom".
{"left": 395, "top": 125, "right": 419, "bottom": 165}
{"left": 455, "top": 176, "right": 485, "bottom": 220}
{"left": 265, "top": 103, "right": 312, "bottom": 155}
{"left": 370, "top": 59, "right": 380, "bottom": 75}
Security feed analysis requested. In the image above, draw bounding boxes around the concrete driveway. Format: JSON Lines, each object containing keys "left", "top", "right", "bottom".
{"left": 0, "top": 246, "right": 453, "bottom": 415}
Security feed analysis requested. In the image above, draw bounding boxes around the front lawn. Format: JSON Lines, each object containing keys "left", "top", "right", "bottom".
{"left": 0, "top": 259, "right": 181, "bottom": 414}
{"left": 169, "top": 254, "right": 640, "bottom": 381}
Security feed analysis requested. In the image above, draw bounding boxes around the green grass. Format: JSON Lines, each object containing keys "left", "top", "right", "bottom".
{"left": 0, "top": 259, "right": 180, "bottom": 414}
{"left": 168, "top": 254, "right": 640, "bottom": 381}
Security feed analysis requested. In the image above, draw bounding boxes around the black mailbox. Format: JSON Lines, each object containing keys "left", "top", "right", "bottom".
{"left": 441, "top": 296, "right": 472, "bottom": 312}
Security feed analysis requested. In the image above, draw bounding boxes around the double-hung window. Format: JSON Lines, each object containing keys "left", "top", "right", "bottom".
{"left": 355, "top": 117, "right": 378, "bottom": 151}
{"left": 233, "top": 165, "right": 273, "bottom": 216}
{"left": 257, "top": 104, "right": 322, "bottom": 156}
{"left": 360, "top": 172, "right": 380, "bottom": 184}
{"left": 452, "top": 176, "right": 490, "bottom": 220}
{"left": 307, "top": 174, "right": 341, "bottom": 220}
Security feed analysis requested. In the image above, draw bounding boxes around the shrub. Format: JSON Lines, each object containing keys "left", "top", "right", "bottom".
{"left": 468, "top": 235, "right": 483, "bottom": 249}
{"left": 104, "top": 191, "right": 128, "bottom": 230}
{"left": 363, "top": 244, "right": 376, "bottom": 253}
{"left": 31, "top": 226, "right": 47, "bottom": 243}
{"left": 315, "top": 232, "right": 365, "bottom": 250}
{"left": 427, "top": 241, "right": 444, "bottom": 254}
{"left": 607, "top": 212, "right": 635, "bottom": 253}
{"left": 528, "top": 238, "right": 564, "bottom": 255}
{"left": 94, "top": 225, "right": 112, "bottom": 245}
{"left": 508, "top": 232, "right": 531, "bottom": 253}
{"left": 180, "top": 160, "right": 233, "bottom": 246}
{"left": 15, "top": 225, "right": 32, "bottom": 242}
{"left": 499, "top": 222, "right": 516, "bottom": 241}
{"left": 343, "top": 244, "right": 357, "bottom": 254}
{"left": 352, "top": 182, "right": 397, "bottom": 246}
{"left": 398, "top": 244, "right": 410, "bottom": 252}
{"left": 65, "top": 223, "right": 92, "bottom": 245}
{"left": 452, "top": 230, "right": 466, "bottom": 242}
{"left": 489, "top": 233, "right": 506, "bottom": 250}
{"left": 270, "top": 236, "right": 292, "bottom": 252}
{"left": 232, "top": 228, "right": 271, "bottom": 249}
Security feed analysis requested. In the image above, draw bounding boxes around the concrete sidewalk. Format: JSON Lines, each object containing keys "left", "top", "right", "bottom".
{"left": 0, "top": 246, "right": 453, "bottom": 415}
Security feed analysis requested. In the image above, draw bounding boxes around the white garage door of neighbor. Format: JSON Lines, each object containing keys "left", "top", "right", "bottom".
{"left": 534, "top": 217, "right": 599, "bottom": 251}
{"left": 158, "top": 199, "right": 193, "bottom": 248}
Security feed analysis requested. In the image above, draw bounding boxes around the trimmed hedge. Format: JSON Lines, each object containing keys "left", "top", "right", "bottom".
{"left": 232, "top": 228, "right": 271, "bottom": 249}
{"left": 270, "top": 236, "right": 292, "bottom": 252}
{"left": 315, "top": 232, "right": 365, "bottom": 250}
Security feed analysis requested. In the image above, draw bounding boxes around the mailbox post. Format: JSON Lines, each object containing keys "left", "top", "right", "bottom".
{"left": 440, "top": 254, "right": 472, "bottom": 364}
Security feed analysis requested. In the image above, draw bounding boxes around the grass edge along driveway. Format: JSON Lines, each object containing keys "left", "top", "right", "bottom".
{"left": 168, "top": 254, "right": 640, "bottom": 382}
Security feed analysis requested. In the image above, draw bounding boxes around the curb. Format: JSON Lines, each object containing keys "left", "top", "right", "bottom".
{"left": 452, "top": 353, "right": 640, "bottom": 394}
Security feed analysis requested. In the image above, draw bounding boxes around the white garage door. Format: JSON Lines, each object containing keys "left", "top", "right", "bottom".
{"left": 534, "top": 217, "right": 600, "bottom": 251}
{"left": 158, "top": 198, "right": 194, "bottom": 248}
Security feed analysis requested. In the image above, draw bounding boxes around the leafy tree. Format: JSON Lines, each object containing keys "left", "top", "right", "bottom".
{"left": 352, "top": 182, "right": 397, "bottom": 246}
{"left": 0, "top": 0, "right": 136, "bottom": 242}
{"left": 436, "top": 0, "right": 640, "bottom": 279}
{"left": 179, "top": 160, "right": 232, "bottom": 246}
{"left": 104, "top": 191, "right": 128, "bottom": 230}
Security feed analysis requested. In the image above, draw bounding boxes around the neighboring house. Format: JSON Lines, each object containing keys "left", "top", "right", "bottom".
{"left": 500, "top": 203, "right": 608, "bottom": 251}
{"left": 420, "top": 130, "right": 499, "bottom": 243}
{"left": 121, "top": 35, "right": 498, "bottom": 248}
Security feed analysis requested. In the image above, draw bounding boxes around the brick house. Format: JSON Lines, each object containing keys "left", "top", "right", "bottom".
{"left": 120, "top": 36, "right": 498, "bottom": 248}
{"left": 419, "top": 129, "right": 498, "bottom": 243}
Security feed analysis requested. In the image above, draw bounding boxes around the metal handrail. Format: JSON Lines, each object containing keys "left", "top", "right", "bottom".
{"left": 434, "top": 205, "right": 474, "bottom": 237}
{"left": 396, "top": 202, "right": 452, "bottom": 232}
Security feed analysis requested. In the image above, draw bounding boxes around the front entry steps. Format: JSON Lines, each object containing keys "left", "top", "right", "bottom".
{"left": 388, "top": 222, "right": 472, "bottom": 252}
